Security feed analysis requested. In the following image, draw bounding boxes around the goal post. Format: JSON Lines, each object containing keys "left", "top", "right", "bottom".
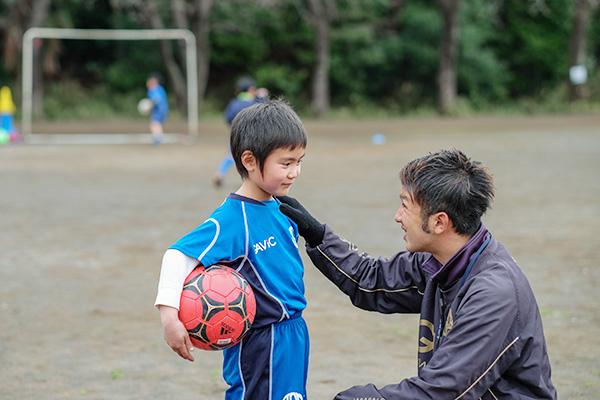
{"left": 21, "top": 27, "right": 198, "bottom": 143}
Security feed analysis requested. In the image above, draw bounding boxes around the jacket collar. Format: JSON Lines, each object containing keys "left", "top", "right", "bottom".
{"left": 422, "top": 224, "right": 490, "bottom": 288}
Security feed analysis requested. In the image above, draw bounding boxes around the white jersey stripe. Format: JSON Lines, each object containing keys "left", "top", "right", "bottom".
{"left": 269, "top": 324, "right": 274, "bottom": 400}
{"left": 240, "top": 201, "right": 289, "bottom": 321}
{"left": 197, "top": 218, "right": 220, "bottom": 263}
{"left": 239, "top": 339, "right": 246, "bottom": 400}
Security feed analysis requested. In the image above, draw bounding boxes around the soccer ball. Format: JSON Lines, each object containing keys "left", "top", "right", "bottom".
{"left": 137, "top": 98, "right": 153, "bottom": 115}
{"left": 179, "top": 265, "right": 256, "bottom": 351}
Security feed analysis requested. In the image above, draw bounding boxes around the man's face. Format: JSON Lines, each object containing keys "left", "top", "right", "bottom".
{"left": 250, "top": 146, "right": 305, "bottom": 197}
{"left": 394, "top": 188, "right": 435, "bottom": 253}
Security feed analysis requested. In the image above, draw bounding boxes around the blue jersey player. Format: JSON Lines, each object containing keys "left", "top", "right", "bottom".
{"left": 212, "top": 76, "right": 269, "bottom": 187}
{"left": 155, "top": 100, "right": 309, "bottom": 400}
{"left": 146, "top": 74, "right": 169, "bottom": 145}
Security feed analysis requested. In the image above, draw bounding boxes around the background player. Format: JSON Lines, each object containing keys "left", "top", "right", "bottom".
{"left": 146, "top": 73, "right": 169, "bottom": 145}
{"left": 212, "top": 76, "right": 269, "bottom": 187}
{"left": 155, "top": 100, "right": 310, "bottom": 400}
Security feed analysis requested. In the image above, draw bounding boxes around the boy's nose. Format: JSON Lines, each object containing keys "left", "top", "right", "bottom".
{"left": 288, "top": 164, "right": 301, "bottom": 178}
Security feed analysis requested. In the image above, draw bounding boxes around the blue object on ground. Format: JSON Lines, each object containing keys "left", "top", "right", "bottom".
{"left": 371, "top": 133, "right": 385, "bottom": 145}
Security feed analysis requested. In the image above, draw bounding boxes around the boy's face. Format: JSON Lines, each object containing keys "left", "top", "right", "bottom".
{"left": 250, "top": 146, "right": 305, "bottom": 197}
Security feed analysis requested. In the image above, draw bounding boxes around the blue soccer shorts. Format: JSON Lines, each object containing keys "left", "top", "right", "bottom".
{"left": 151, "top": 111, "right": 167, "bottom": 124}
{"left": 222, "top": 314, "right": 309, "bottom": 400}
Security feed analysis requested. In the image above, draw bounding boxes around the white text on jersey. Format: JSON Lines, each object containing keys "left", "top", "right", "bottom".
{"left": 254, "top": 236, "right": 277, "bottom": 254}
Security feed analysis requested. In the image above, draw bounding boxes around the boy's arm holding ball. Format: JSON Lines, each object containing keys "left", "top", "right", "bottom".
{"left": 155, "top": 249, "right": 200, "bottom": 362}
{"left": 159, "top": 305, "right": 195, "bottom": 362}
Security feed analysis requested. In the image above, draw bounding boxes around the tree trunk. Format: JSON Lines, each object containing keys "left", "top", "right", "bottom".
{"left": 437, "top": 0, "right": 460, "bottom": 115}
{"left": 1, "top": 0, "right": 51, "bottom": 112}
{"left": 307, "top": 0, "right": 335, "bottom": 118}
{"left": 381, "top": 0, "right": 405, "bottom": 33}
{"left": 568, "top": 0, "right": 592, "bottom": 101}
{"left": 193, "top": 0, "right": 213, "bottom": 111}
{"left": 31, "top": 0, "right": 52, "bottom": 115}
{"left": 3, "top": 1, "right": 31, "bottom": 73}
{"left": 171, "top": 0, "right": 189, "bottom": 65}
{"left": 30, "top": 0, "right": 52, "bottom": 27}
{"left": 142, "top": 0, "right": 188, "bottom": 112}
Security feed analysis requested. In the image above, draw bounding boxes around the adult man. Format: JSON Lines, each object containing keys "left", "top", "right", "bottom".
{"left": 279, "top": 149, "right": 556, "bottom": 399}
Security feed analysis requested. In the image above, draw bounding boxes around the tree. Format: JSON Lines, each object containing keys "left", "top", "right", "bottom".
{"left": 0, "top": 0, "right": 52, "bottom": 114}
{"left": 192, "top": 0, "right": 213, "bottom": 111}
{"left": 170, "top": 0, "right": 213, "bottom": 109}
{"left": 437, "top": 0, "right": 460, "bottom": 115}
{"left": 306, "top": 0, "right": 337, "bottom": 117}
{"left": 568, "top": 0, "right": 598, "bottom": 101}
{"left": 112, "top": 0, "right": 213, "bottom": 112}
{"left": 1, "top": 0, "right": 52, "bottom": 103}
{"left": 115, "top": 0, "right": 187, "bottom": 110}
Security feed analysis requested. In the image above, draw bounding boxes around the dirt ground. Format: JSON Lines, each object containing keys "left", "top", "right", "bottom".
{"left": 1, "top": 115, "right": 599, "bottom": 399}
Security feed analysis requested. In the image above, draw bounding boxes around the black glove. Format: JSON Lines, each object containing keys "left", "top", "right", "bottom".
{"left": 278, "top": 196, "right": 325, "bottom": 247}
{"left": 334, "top": 384, "right": 385, "bottom": 400}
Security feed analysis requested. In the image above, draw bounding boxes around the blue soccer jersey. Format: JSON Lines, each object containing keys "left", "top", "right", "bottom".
{"left": 170, "top": 193, "right": 309, "bottom": 400}
{"left": 147, "top": 84, "right": 169, "bottom": 123}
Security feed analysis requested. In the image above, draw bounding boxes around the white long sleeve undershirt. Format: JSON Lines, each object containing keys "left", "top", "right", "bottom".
{"left": 154, "top": 249, "right": 199, "bottom": 309}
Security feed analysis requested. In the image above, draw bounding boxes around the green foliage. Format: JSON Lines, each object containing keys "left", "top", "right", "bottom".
{"left": 43, "top": 80, "right": 144, "bottom": 120}
{"left": 394, "top": 2, "right": 440, "bottom": 104}
{"left": 492, "top": 0, "right": 572, "bottom": 97}
{"left": 110, "top": 369, "right": 124, "bottom": 380}
{"left": 588, "top": 7, "right": 600, "bottom": 101}
{"left": 255, "top": 65, "right": 308, "bottom": 103}
{"left": 456, "top": 1, "right": 509, "bottom": 107}
{"left": 5, "top": 0, "right": 599, "bottom": 118}
{"left": 329, "top": 1, "right": 438, "bottom": 110}
{"left": 209, "top": 0, "right": 313, "bottom": 105}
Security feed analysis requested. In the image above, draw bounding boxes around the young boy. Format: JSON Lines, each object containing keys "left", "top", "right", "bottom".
{"left": 155, "top": 100, "right": 309, "bottom": 400}
{"left": 146, "top": 73, "right": 169, "bottom": 145}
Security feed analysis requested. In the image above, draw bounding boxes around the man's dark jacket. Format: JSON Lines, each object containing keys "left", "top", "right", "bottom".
{"left": 306, "top": 225, "right": 557, "bottom": 400}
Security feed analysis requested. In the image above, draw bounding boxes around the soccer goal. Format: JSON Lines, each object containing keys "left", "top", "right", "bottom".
{"left": 21, "top": 27, "right": 198, "bottom": 144}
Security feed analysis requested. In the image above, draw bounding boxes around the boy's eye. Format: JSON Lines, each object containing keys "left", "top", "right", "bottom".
{"left": 281, "top": 159, "right": 302, "bottom": 167}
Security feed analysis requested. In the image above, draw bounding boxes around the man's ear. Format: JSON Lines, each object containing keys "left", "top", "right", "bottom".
{"left": 241, "top": 150, "right": 257, "bottom": 173}
{"left": 431, "top": 212, "right": 451, "bottom": 234}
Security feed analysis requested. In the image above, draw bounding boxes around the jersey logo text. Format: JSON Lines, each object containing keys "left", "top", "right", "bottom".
{"left": 254, "top": 236, "right": 277, "bottom": 254}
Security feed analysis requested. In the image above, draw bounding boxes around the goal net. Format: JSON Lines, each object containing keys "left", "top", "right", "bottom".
{"left": 21, "top": 28, "right": 198, "bottom": 144}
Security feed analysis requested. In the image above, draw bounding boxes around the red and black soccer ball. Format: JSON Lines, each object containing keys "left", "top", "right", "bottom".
{"left": 179, "top": 265, "right": 256, "bottom": 351}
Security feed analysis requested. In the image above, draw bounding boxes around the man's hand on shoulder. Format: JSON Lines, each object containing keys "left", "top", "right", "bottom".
{"left": 277, "top": 196, "right": 325, "bottom": 247}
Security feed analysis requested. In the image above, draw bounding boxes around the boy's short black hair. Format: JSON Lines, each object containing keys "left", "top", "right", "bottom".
{"left": 147, "top": 72, "right": 163, "bottom": 84}
{"left": 400, "top": 149, "right": 495, "bottom": 236}
{"left": 230, "top": 100, "right": 307, "bottom": 179}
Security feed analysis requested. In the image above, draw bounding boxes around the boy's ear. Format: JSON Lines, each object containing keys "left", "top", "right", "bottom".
{"left": 240, "top": 150, "right": 257, "bottom": 173}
